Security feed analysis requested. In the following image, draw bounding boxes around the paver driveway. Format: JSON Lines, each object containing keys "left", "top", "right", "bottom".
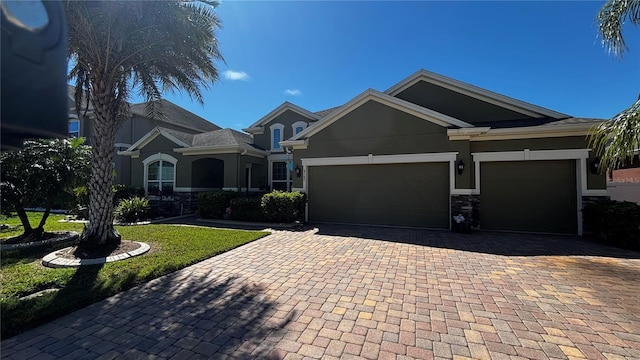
{"left": 2, "top": 225, "right": 640, "bottom": 359}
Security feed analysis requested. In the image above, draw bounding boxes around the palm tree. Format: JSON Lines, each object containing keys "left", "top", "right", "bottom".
{"left": 66, "top": 1, "right": 223, "bottom": 246}
{"left": 590, "top": 0, "right": 640, "bottom": 171}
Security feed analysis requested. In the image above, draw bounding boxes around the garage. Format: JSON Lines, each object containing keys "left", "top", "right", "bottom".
{"left": 308, "top": 162, "right": 450, "bottom": 228}
{"left": 480, "top": 160, "right": 577, "bottom": 234}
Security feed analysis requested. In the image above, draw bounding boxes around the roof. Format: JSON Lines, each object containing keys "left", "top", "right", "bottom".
{"left": 384, "top": 69, "right": 569, "bottom": 120}
{"left": 287, "top": 89, "right": 473, "bottom": 143}
{"left": 243, "top": 102, "right": 320, "bottom": 132}
{"left": 130, "top": 99, "right": 220, "bottom": 133}
{"left": 469, "top": 117, "right": 600, "bottom": 129}
{"left": 67, "top": 85, "right": 94, "bottom": 112}
{"left": 192, "top": 128, "right": 253, "bottom": 147}
{"left": 314, "top": 106, "right": 341, "bottom": 118}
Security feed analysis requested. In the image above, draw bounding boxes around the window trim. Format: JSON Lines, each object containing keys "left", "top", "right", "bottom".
{"left": 292, "top": 121, "right": 308, "bottom": 135}
{"left": 68, "top": 118, "right": 80, "bottom": 138}
{"left": 268, "top": 153, "right": 293, "bottom": 191}
{"left": 270, "top": 123, "right": 285, "bottom": 152}
{"left": 142, "top": 153, "right": 178, "bottom": 195}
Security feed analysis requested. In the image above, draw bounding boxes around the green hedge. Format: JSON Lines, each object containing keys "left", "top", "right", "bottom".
{"left": 113, "top": 184, "right": 145, "bottom": 205}
{"left": 583, "top": 200, "right": 640, "bottom": 251}
{"left": 196, "top": 191, "right": 237, "bottom": 219}
{"left": 261, "top": 191, "right": 306, "bottom": 223}
{"left": 230, "top": 197, "right": 265, "bottom": 222}
{"left": 196, "top": 191, "right": 307, "bottom": 223}
{"left": 115, "top": 197, "right": 151, "bottom": 223}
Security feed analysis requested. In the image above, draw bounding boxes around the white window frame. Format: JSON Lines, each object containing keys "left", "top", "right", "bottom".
{"left": 270, "top": 123, "right": 285, "bottom": 152}
{"left": 268, "top": 153, "right": 293, "bottom": 191}
{"left": 68, "top": 117, "right": 80, "bottom": 138}
{"left": 292, "top": 121, "right": 308, "bottom": 135}
{"left": 142, "top": 153, "right": 178, "bottom": 195}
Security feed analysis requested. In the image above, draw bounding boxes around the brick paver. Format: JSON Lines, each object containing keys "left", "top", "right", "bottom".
{"left": 2, "top": 224, "right": 640, "bottom": 359}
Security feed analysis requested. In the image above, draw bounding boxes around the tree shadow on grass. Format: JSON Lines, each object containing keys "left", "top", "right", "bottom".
{"left": 312, "top": 223, "right": 640, "bottom": 259}
{"left": 1, "top": 261, "right": 106, "bottom": 339}
{"left": 4, "top": 271, "right": 291, "bottom": 359}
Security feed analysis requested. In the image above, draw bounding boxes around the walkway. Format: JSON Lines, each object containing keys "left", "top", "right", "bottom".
{"left": 2, "top": 225, "right": 640, "bottom": 359}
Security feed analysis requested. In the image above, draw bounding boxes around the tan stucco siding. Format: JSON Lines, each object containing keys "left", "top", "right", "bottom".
{"left": 253, "top": 110, "right": 315, "bottom": 150}
{"left": 395, "top": 81, "right": 532, "bottom": 124}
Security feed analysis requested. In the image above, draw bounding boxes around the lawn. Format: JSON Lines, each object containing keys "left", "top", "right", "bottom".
{"left": 0, "top": 213, "right": 270, "bottom": 339}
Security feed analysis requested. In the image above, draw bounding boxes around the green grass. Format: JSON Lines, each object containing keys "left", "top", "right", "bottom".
{"left": 0, "top": 214, "right": 269, "bottom": 339}
{"left": 1, "top": 213, "right": 84, "bottom": 239}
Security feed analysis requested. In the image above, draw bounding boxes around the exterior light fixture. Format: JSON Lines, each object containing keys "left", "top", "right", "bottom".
{"left": 295, "top": 165, "right": 301, "bottom": 178}
{"left": 590, "top": 158, "right": 600, "bottom": 174}
{"left": 457, "top": 159, "right": 465, "bottom": 175}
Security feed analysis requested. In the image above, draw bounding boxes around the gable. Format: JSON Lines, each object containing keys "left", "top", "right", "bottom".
{"left": 253, "top": 109, "right": 315, "bottom": 150}
{"left": 300, "top": 100, "right": 453, "bottom": 158}
{"left": 385, "top": 70, "right": 568, "bottom": 122}
{"left": 395, "top": 81, "right": 534, "bottom": 124}
{"left": 244, "top": 102, "right": 319, "bottom": 133}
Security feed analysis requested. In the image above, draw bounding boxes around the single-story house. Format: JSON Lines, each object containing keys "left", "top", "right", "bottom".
{"left": 118, "top": 69, "right": 608, "bottom": 234}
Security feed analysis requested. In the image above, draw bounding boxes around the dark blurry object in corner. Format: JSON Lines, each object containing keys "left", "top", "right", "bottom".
{"left": 1, "top": 1, "right": 67, "bottom": 151}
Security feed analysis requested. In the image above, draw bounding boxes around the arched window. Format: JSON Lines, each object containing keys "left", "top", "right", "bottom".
{"left": 270, "top": 123, "right": 285, "bottom": 151}
{"left": 68, "top": 118, "right": 80, "bottom": 138}
{"left": 292, "top": 121, "right": 308, "bottom": 135}
{"left": 143, "top": 154, "right": 177, "bottom": 196}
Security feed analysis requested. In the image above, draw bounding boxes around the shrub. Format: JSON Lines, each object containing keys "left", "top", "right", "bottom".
{"left": 230, "top": 197, "right": 264, "bottom": 222}
{"left": 582, "top": 199, "right": 640, "bottom": 251}
{"left": 196, "top": 191, "right": 237, "bottom": 219}
{"left": 261, "top": 191, "right": 306, "bottom": 223}
{"left": 113, "top": 184, "right": 145, "bottom": 205}
{"left": 115, "top": 197, "right": 151, "bottom": 223}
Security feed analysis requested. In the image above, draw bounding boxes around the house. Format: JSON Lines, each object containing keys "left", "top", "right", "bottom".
{"left": 118, "top": 69, "right": 608, "bottom": 234}
{"left": 67, "top": 86, "right": 221, "bottom": 185}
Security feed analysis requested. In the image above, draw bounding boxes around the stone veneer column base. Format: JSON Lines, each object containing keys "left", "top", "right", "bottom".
{"left": 581, "top": 195, "right": 609, "bottom": 236}
{"left": 451, "top": 194, "right": 480, "bottom": 229}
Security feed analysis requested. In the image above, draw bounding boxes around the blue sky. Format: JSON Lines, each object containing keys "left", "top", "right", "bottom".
{"left": 98, "top": 1, "right": 640, "bottom": 129}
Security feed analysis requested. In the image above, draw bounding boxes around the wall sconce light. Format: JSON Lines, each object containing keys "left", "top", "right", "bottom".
{"left": 457, "top": 159, "right": 465, "bottom": 175}
{"left": 295, "top": 165, "right": 301, "bottom": 178}
{"left": 590, "top": 158, "right": 600, "bottom": 175}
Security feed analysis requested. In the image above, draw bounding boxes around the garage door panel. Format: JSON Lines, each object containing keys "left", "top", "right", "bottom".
{"left": 309, "top": 163, "right": 449, "bottom": 228}
{"left": 480, "top": 160, "right": 577, "bottom": 234}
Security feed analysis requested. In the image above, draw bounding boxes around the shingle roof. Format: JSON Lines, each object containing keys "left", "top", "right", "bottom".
{"left": 314, "top": 106, "right": 341, "bottom": 118}
{"left": 155, "top": 127, "right": 254, "bottom": 148}
{"left": 544, "top": 117, "right": 604, "bottom": 126}
{"left": 157, "top": 127, "right": 195, "bottom": 146}
{"left": 471, "top": 117, "right": 602, "bottom": 129}
{"left": 130, "top": 100, "right": 220, "bottom": 133}
{"left": 192, "top": 128, "right": 253, "bottom": 147}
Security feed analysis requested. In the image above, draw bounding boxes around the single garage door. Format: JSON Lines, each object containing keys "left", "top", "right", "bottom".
{"left": 480, "top": 160, "right": 577, "bottom": 234}
{"left": 308, "top": 162, "right": 449, "bottom": 228}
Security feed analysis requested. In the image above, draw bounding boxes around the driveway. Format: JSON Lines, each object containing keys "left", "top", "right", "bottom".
{"left": 2, "top": 225, "right": 640, "bottom": 359}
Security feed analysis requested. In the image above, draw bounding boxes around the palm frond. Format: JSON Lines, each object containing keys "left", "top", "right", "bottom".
{"left": 589, "top": 97, "right": 640, "bottom": 170}
{"left": 598, "top": 0, "right": 640, "bottom": 58}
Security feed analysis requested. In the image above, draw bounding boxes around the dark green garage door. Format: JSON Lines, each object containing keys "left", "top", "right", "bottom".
{"left": 480, "top": 160, "right": 577, "bottom": 234}
{"left": 308, "top": 163, "right": 449, "bottom": 228}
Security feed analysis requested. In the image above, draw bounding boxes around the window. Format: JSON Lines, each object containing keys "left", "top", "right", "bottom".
{"left": 292, "top": 121, "right": 308, "bottom": 135}
{"left": 271, "top": 161, "right": 290, "bottom": 191}
{"left": 68, "top": 119, "right": 80, "bottom": 138}
{"left": 270, "top": 123, "right": 285, "bottom": 151}
{"left": 143, "top": 154, "right": 177, "bottom": 196}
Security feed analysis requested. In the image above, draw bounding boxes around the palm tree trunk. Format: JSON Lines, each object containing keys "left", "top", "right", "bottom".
{"left": 79, "top": 80, "right": 122, "bottom": 246}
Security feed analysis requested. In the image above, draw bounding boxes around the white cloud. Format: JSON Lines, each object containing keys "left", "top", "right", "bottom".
{"left": 223, "top": 70, "right": 249, "bottom": 81}
{"left": 285, "top": 89, "right": 302, "bottom": 96}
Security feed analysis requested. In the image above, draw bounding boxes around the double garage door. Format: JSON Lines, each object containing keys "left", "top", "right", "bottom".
{"left": 308, "top": 163, "right": 450, "bottom": 229}
{"left": 307, "top": 159, "right": 578, "bottom": 234}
